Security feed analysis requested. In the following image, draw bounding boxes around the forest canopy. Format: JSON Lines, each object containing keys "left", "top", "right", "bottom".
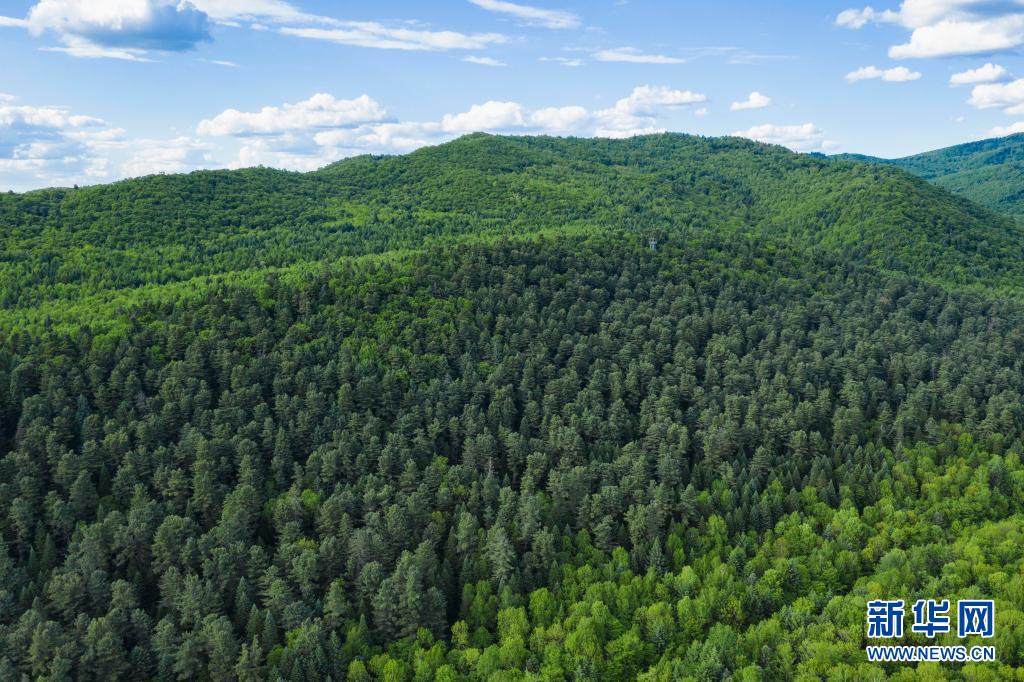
{"left": 835, "top": 133, "right": 1024, "bottom": 219}
{"left": 1, "top": 134, "right": 1023, "bottom": 680}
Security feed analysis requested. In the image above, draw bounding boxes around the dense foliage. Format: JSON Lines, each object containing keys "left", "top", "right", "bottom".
{"left": 5, "top": 133, "right": 1024, "bottom": 322}
{"left": 838, "top": 133, "right": 1024, "bottom": 219}
{"left": 2, "top": 227, "right": 1024, "bottom": 680}
{"left": 4, "top": 134, "right": 1024, "bottom": 680}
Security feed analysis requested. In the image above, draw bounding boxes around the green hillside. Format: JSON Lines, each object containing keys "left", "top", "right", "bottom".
{"left": 4, "top": 133, "right": 1024, "bottom": 321}
{"left": 836, "top": 133, "right": 1024, "bottom": 218}
{"left": 2, "top": 135, "right": 1024, "bottom": 680}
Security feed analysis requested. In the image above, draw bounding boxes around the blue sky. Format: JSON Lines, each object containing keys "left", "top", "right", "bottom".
{"left": 3, "top": 0, "right": 1024, "bottom": 190}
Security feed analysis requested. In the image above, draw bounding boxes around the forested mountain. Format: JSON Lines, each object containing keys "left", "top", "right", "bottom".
{"left": 2, "top": 135, "right": 1024, "bottom": 680}
{"left": 837, "top": 133, "right": 1024, "bottom": 218}
{"left": 5, "top": 133, "right": 1024, "bottom": 323}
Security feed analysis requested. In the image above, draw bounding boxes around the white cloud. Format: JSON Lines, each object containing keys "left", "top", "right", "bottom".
{"left": 732, "top": 122, "right": 836, "bottom": 152}
{"left": 280, "top": 23, "right": 505, "bottom": 51}
{"left": 539, "top": 56, "right": 583, "bottom": 67}
{"left": 615, "top": 85, "right": 706, "bottom": 113}
{"left": 467, "top": 0, "right": 579, "bottom": 29}
{"left": 41, "top": 41, "right": 153, "bottom": 60}
{"left": 0, "top": 103, "right": 104, "bottom": 131}
{"left": 897, "top": 0, "right": 970, "bottom": 28}
{"left": 0, "top": 99, "right": 121, "bottom": 189}
{"left": 967, "top": 78, "right": 1024, "bottom": 113}
{"left": 199, "top": 86, "right": 705, "bottom": 151}
{"left": 8, "top": 1, "right": 509, "bottom": 58}
{"left": 441, "top": 101, "right": 526, "bottom": 133}
{"left": 198, "top": 85, "right": 707, "bottom": 171}
{"left": 694, "top": 107, "right": 709, "bottom": 116}
{"left": 463, "top": 55, "right": 505, "bottom": 66}
{"left": 838, "top": 2, "right": 1024, "bottom": 59}
{"left": 835, "top": 6, "right": 899, "bottom": 29}
{"left": 314, "top": 122, "right": 439, "bottom": 154}
{"left": 950, "top": 63, "right": 1008, "bottom": 85}
{"left": 529, "top": 105, "right": 590, "bottom": 133}
{"left": 188, "top": 0, "right": 329, "bottom": 25}
{"left": 590, "top": 86, "right": 705, "bottom": 137}
{"left": 845, "top": 65, "right": 922, "bottom": 82}
{"left": 120, "top": 136, "right": 214, "bottom": 176}
{"left": 4, "top": 85, "right": 714, "bottom": 189}
{"left": 232, "top": 137, "right": 339, "bottom": 171}
{"left": 990, "top": 121, "right": 1024, "bottom": 136}
{"left": 202, "top": 58, "right": 239, "bottom": 67}
{"left": 730, "top": 91, "right": 771, "bottom": 110}
{"left": 25, "top": 0, "right": 212, "bottom": 56}
{"left": 197, "top": 93, "right": 389, "bottom": 136}
{"left": 892, "top": 15, "right": 1024, "bottom": 58}
{"left": 199, "top": 94, "right": 433, "bottom": 171}
{"left": 592, "top": 47, "right": 685, "bottom": 64}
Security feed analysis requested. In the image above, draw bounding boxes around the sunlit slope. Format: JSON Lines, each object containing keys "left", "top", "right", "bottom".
{"left": 3, "top": 133, "right": 1024, "bottom": 317}
{"left": 837, "top": 133, "right": 1024, "bottom": 219}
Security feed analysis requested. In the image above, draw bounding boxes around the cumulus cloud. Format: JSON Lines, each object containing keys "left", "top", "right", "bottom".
{"left": 892, "top": 15, "right": 1024, "bottom": 58}
{"left": 280, "top": 24, "right": 505, "bottom": 51}
{"left": 845, "top": 65, "right": 921, "bottom": 82}
{"left": 584, "top": 86, "right": 706, "bottom": 137}
{"left": 0, "top": 102, "right": 103, "bottom": 130}
{"left": 730, "top": 91, "right": 771, "bottom": 110}
{"left": 441, "top": 101, "right": 526, "bottom": 133}
{"left": 315, "top": 122, "right": 439, "bottom": 155}
{"left": 3, "top": 85, "right": 715, "bottom": 189}
{"left": 732, "top": 123, "right": 836, "bottom": 152}
{"left": 835, "top": 6, "right": 898, "bottom": 29}
{"left": 0, "top": 98, "right": 120, "bottom": 189}
{"left": 120, "top": 136, "right": 214, "bottom": 176}
{"left": 0, "top": 96, "right": 224, "bottom": 190}
{"left": 25, "top": 0, "right": 212, "bottom": 55}
{"left": 230, "top": 137, "right": 337, "bottom": 171}
{"left": 990, "top": 121, "right": 1024, "bottom": 136}
{"left": 592, "top": 47, "right": 685, "bottom": 64}
{"left": 197, "top": 85, "right": 707, "bottom": 170}
{"left": 967, "top": 78, "right": 1024, "bottom": 112}
{"left": 467, "top": 0, "right": 579, "bottom": 29}
{"left": 614, "top": 85, "right": 706, "bottom": 113}
{"left": 950, "top": 63, "right": 1008, "bottom": 85}
{"left": 197, "top": 94, "right": 388, "bottom": 136}
{"left": 837, "top": 1, "right": 1024, "bottom": 58}
{"left": 463, "top": 55, "right": 505, "bottom": 66}
{"left": 529, "top": 106, "right": 591, "bottom": 133}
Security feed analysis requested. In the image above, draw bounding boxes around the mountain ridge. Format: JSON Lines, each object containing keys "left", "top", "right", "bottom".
{"left": 834, "top": 133, "right": 1024, "bottom": 218}
{"left": 4, "top": 132, "right": 1024, "bottom": 322}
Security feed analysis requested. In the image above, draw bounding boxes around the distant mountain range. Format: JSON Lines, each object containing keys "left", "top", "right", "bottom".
{"left": 835, "top": 133, "right": 1024, "bottom": 219}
